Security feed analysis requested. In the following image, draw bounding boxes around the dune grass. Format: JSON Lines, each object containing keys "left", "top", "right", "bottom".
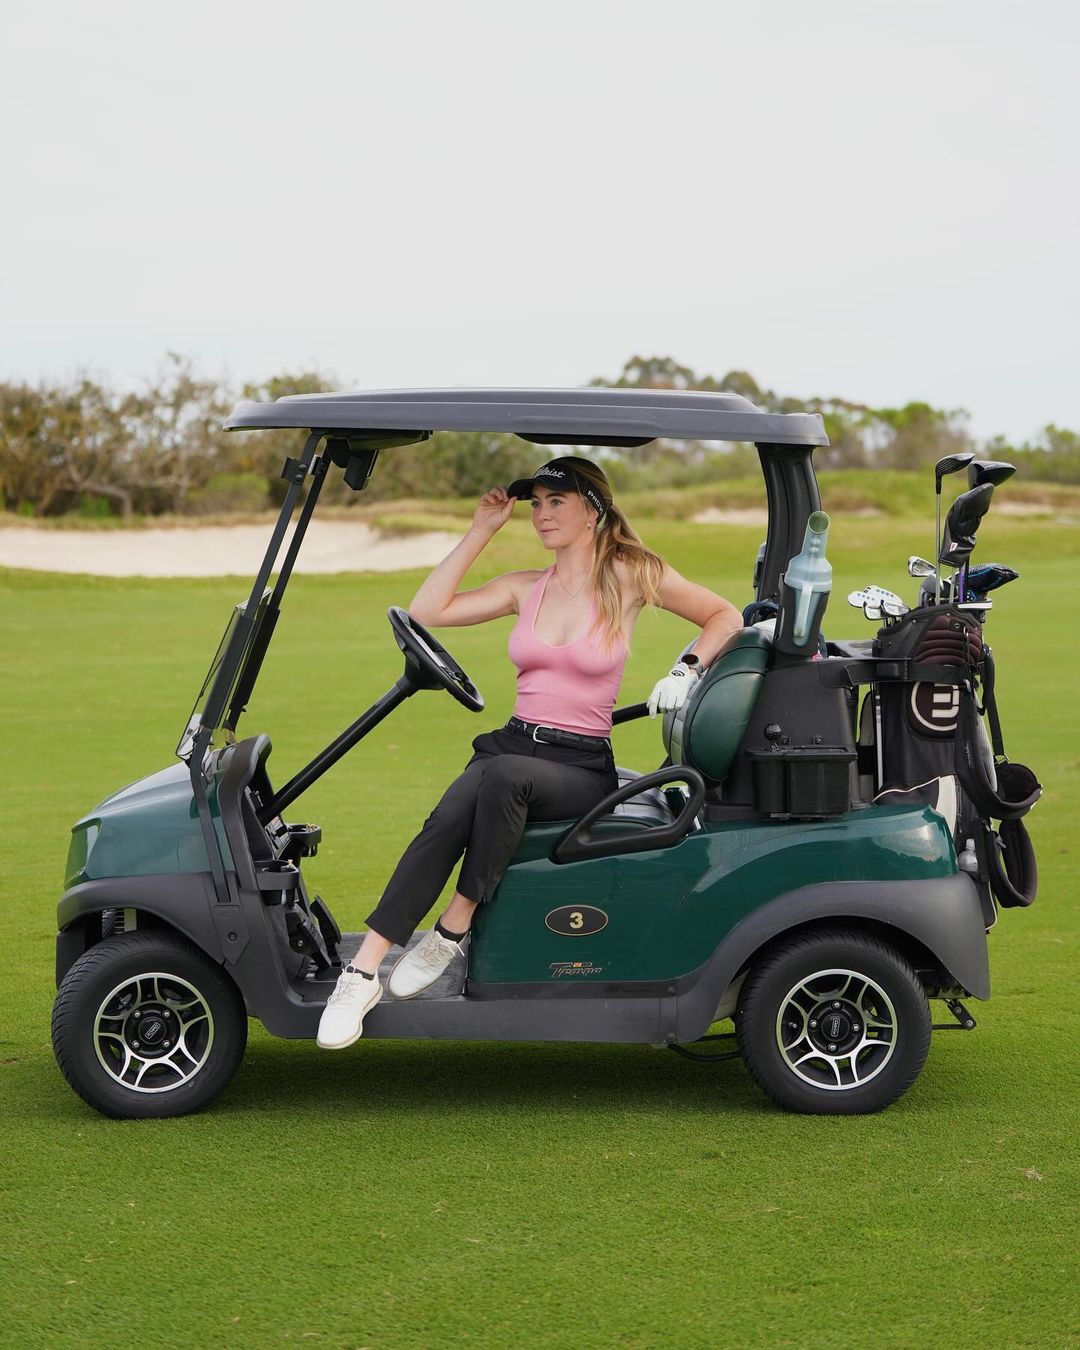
{"left": 0, "top": 508, "right": 1076, "bottom": 1348}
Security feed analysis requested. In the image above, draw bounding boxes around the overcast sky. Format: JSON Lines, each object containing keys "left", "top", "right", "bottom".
{"left": 2, "top": 0, "right": 1076, "bottom": 442}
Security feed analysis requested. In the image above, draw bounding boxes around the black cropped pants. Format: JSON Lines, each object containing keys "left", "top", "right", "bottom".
{"left": 364, "top": 725, "right": 617, "bottom": 946}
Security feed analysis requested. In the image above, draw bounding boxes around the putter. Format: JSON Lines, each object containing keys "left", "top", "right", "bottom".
{"left": 933, "top": 453, "right": 975, "bottom": 604}
{"left": 965, "top": 562, "right": 1019, "bottom": 603}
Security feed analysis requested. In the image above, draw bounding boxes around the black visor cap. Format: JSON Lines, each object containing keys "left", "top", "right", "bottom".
{"left": 507, "top": 459, "right": 608, "bottom": 519}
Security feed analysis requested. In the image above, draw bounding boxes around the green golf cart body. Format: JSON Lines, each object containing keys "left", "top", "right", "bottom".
{"left": 51, "top": 388, "right": 1028, "bottom": 1120}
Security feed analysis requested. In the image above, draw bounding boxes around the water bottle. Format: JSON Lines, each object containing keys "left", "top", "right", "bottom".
{"left": 776, "top": 511, "right": 832, "bottom": 654}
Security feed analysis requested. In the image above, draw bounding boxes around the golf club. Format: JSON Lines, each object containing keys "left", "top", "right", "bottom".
{"left": 965, "top": 562, "right": 1019, "bottom": 603}
{"left": 909, "top": 556, "right": 937, "bottom": 605}
{"left": 919, "top": 573, "right": 954, "bottom": 606}
{"left": 850, "top": 585, "right": 905, "bottom": 625}
{"left": 940, "top": 482, "right": 994, "bottom": 602}
{"left": 958, "top": 462, "right": 1015, "bottom": 597}
{"left": 919, "top": 575, "right": 940, "bottom": 606}
{"left": 967, "top": 460, "right": 1017, "bottom": 490}
{"left": 940, "top": 482, "right": 994, "bottom": 563}
{"left": 934, "top": 452, "right": 975, "bottom": 603}
{"left": 916, "top": 562, "right": 1013, "bottom": 604}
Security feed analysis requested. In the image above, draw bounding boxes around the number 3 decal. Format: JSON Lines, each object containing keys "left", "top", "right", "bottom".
{"left": 545, "top": 906, "right": 609, "bottom": 936}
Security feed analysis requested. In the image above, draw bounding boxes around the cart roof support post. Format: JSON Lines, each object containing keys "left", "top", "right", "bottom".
{"left": 754, "top": 442, "right": 822, "bottom": 605}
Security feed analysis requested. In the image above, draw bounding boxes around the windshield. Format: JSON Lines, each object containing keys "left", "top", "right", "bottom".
{"left": 176, "top": 590, "right": 271, "bottom": 761}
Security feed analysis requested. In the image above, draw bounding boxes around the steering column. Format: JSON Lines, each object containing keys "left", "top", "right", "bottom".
{"left": 258, "top": 608, "right": 483, "bottom": 824}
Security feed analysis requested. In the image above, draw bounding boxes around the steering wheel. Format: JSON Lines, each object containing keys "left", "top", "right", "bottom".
{"left": 387, "top": 607, "right": 485, "bottom": 713}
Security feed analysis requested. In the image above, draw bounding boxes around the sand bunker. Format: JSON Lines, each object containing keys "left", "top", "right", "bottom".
{"left": 0, "top": 522, "right": 462, "bottom": 578}
{"left": 690, "top": 508, "right": 768, "bottom": 525}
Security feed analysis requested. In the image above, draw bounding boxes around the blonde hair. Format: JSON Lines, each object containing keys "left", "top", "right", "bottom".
{"left": 553, "top": 458, "right": 665, "bottom": 647}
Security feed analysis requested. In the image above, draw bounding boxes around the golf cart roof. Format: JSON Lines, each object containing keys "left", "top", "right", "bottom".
{"left": 183, "top": 386, "right": 827, "bottom": 769}
{"left": 225, "top": 387, "right": 828, "bottom": 448}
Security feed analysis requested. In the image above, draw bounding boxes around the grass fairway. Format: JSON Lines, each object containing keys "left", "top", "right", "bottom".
{"left": 1, "top": 511, "right": 1077, "bottom": 1349}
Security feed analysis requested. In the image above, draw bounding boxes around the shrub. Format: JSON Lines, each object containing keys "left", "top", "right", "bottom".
{"left": 186, "top": 472, "right": 270, "bottom": 516}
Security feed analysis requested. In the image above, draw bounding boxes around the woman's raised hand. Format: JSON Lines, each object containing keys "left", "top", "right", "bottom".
{"left": 471, "top": 487, "right": 517, "bottom": 538}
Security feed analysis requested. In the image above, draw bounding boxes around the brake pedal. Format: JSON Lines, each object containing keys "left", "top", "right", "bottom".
{"left": 310, "top": 895, "right": 342, "bottom": 962}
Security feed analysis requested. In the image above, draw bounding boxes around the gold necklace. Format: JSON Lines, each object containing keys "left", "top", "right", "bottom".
{"left": 555, "top": 568, "right": 589, "bottom": 601}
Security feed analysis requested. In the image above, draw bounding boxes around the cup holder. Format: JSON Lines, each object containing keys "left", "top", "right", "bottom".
{"left": 255, "top": 859, "right": 300, "bottom": 903}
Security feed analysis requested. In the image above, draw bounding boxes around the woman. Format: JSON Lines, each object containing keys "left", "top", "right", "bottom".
{"left": 318, "top": 456, "right": 742, "bottom": 1049}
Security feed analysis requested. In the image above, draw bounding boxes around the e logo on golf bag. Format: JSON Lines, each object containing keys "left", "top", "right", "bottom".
{"left": 545, "top": 905, "right": 608, "bottom": 936}
{"left": 908, "top": 682, "right": 960, "bottom": 737}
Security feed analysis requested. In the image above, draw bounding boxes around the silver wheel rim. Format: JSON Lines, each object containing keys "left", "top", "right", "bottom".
{"left": 774, "top": 967, "right": 898, "bottom": 1091}
{"left": 93, "top": 971, "right": 215, "bottom": 1094}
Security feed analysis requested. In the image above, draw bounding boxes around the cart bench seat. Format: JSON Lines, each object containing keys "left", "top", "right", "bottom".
{"left": 610, "top": 767, "right": 676, "bottom": 825}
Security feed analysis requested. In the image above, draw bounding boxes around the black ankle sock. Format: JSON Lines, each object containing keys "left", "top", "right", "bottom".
{"left": 435, "top": 920, "right": 468, "bottom": 943}
{"left": 345, "top": 964, "right": 375, "bottom": 980}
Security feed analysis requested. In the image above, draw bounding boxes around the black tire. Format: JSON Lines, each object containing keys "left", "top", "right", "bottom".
{"left": 736, "top": 928, "right": 932, "bottom": 1115}
{"left": 52, "top": 931, "right": 248, "bottom": 1120}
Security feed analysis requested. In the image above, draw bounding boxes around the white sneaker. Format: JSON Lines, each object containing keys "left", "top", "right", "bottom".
{"left": 388, "top": 928, "right": 465, "bottom": 1000}
{"left": 317, "top": 966, "right": 382, "bottom": 1049}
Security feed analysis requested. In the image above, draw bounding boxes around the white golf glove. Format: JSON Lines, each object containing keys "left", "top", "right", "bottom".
{"left": 647, "top": 660, "right": 700, "bottom": 718}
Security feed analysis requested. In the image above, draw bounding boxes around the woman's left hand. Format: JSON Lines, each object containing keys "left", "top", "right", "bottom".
{"left": 647, "top": 661, "right": 700, "bottom": 718}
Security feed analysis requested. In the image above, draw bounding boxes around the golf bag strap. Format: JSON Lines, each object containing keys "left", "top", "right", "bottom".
{"left": 817, "top": 659, "right": 966, "bottom": 690}
{"left": 980, "top": 648, "right": 1006, "bottom": 758}
{"left": 984, "top": 817, "right": 1038, "bottom": 908}
{"left": 954, "top": 683, "right": 1041, "bottom": 819}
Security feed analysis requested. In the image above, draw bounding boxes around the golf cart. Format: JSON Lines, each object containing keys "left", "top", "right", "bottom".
{"left": 51, "top": 389, "right": 1041, "bottom": 1119}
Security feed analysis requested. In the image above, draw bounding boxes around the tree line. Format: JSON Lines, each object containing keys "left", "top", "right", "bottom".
{"left": 1, "top": 354, "right": 1076, "bottom": 519}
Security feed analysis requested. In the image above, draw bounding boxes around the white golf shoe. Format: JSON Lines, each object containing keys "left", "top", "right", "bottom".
{"left": 388, "top": 928, "right": 464, "bottom": 1000}
{"left": 317, "top": 966, "right": 382, "bottom": 1049}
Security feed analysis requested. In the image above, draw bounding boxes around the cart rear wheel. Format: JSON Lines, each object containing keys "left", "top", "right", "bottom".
{"left": 52, "top": 931, "right": 247, "bottom": 1119}
{"left": 736, "top": 928, "right": 931, "bottom": 1115}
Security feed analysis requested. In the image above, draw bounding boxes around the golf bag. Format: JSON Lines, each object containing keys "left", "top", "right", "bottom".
{"left": 873, "top": 609, "right": 983, "bottom": 792}
{"left": 869, "top": 606, "right": 1041, "bottom": 909}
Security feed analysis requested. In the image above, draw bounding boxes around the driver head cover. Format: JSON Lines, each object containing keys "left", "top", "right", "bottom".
{"left": 507, "top": 457, "right": 611, "bottom": 521}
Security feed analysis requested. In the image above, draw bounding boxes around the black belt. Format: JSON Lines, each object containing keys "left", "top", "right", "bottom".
{"left": 506, "top": 717, "right": 611, "bottom": 752}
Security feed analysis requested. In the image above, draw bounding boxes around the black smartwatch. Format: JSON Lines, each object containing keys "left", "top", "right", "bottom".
{"left": 682, "top": 653, "right": 702, "bottom": 671}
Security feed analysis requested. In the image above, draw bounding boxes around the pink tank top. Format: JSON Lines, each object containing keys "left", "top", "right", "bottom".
{"left": 508, "top": 568, "right": 628, "bottom": 736}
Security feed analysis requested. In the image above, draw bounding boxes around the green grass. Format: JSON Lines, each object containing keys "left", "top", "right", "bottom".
{"left": 1, "top": 510, "right": 1077, "bottom": 1349}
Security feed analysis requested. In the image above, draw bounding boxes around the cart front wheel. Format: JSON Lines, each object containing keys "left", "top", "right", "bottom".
{"left": 736, "top": 928, "right": 931, "bottom": 1115}
{"left": 52, "top": 931, "right": 247, "bottom": 1119}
